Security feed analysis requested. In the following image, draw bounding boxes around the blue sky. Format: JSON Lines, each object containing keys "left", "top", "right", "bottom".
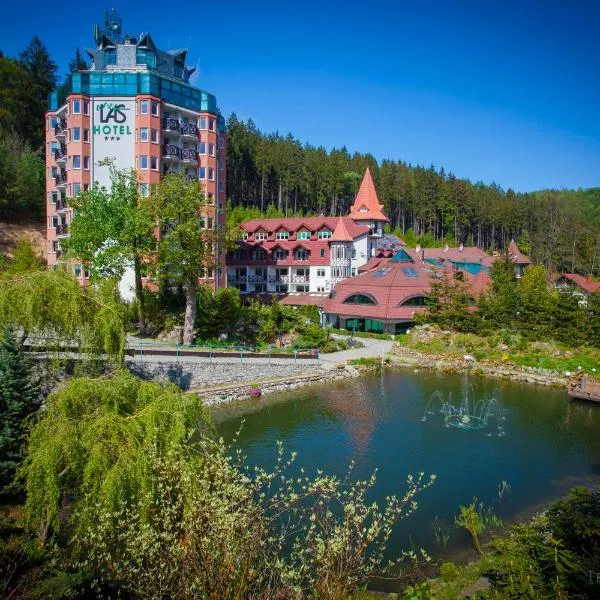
{"left": 3, "top": 0, "right": 599, "bottom": 192}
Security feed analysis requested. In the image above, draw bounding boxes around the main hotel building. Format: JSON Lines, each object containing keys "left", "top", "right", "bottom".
{"left": 45, "top": 11, "right": 227, "bottom": 290}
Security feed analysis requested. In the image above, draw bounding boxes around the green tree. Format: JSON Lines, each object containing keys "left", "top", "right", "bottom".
{"left": 153, "top": 175, "right": 225, "bottom": 345}
{"left": 3, "top": 239, "right": 43, "bottom": 275}
{"left": 480, "top": 255, "right": 518, "bottom": 328}
{"left": 517, "top": 264, "right": 553, "bottom": 339}
{"left": 63, "top": 165, "right": 156, "bottom": 334}
{"left": 587, "top": 293, "right": 600, "bottom": 348}
{"left": 0, "top": 328, "right": 40, "bottom": 496}
{"left": 67, "top": 48, "right": 88, "bottom": 73}
{"left": 553, "top": 291, "right": 584, "bottom": 346}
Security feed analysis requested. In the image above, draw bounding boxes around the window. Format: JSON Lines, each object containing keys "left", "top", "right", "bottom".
{"left": 320, "top": 248, "right": 326, "bottom": 257}
{"left": 255, "top": 283, "right": 267, "bottom": 293}
{"left": 276, "top": 231, "right": 289, "bottom": 240}
{"left": 343, "top": 294, "right": 376, "bottom": 305}
{"left": 50, "top": 117, "right": 58, "bottom": 129}
{"left": 72, "top": 100, "right": 81, "bottom": 114}
{"left": 151, "top": 101, "right": 159, "bottom": 116}
{"left": 198, "top": 142, "right": 206, "bottom": 154}
{"left": 207, "top": 192, "right": 214, "bottom": 204}
{"left": 209, "top": 118, "right": 215, "bottom": 131}
{"left": 73, "top": 155, "right": 81, "bottom": 169}
{"left": 274, "top": 249, "right": 287, "bottom": 260}
{"left": 151, "top": 128, "right": 158, "bottom": 143}
{"left": 74, "top": 265, "right": 82, "bottom": 278}
{"left": 139, "top": 183, "right": 149, "bottom": 197}
{"left": 140, "top": 100, "right": 149, "bottom": 114}
{"left": 140, "top": 155, "right": 148, "bottom": 169}
{"left": 219, "top": 181, "right": 224, "bottom": 192}
{"left": 199, "top": 167, "right": 206, "bottom": 179}
{"left": 318, "top": 229, "right": 332, "bottom": 239}
{"left": 104, "top": 48, "right": 116, "bottom": 65}
{"left": 296, "top": 285, "right": 309, "bottom": 292}
{"left": 317, "top": 269, "right": 326, "bottom": 277}
{"left": 72, "top": 183, "right": 81, "bottom": 195}
{"left": 255, "top": 231, "right": 268, "bottom": 241}
{"left": 83, "top": 183, "right": 89, "bottom": 191}
{"left": 252, "top": 249, "right": 265, "bottom": 261}
{"left": 140, "top": 127, "right": 149, "bottom": 142}
{"left": 231, "top": 250, "right": 244, "bottom": 261}
{"left": 50, "top": 141, "right": 58, "bottom": 154}
{"left": 207, "top": 217, "right": 213, "bottom": 229}
{"left": 150, "top": 156, "right": 158, "bottom": 170}
{"left": 401, "top": 296, "right": 428, "bottom": 306}
{"left": 199, "top": 117, "right": 207, "bottom": 130}
{"left": 208, "top": 143, "right": 215, "bottom": 156}
{"left": 83, "top": 156, "right": 90, "bottom": 170}
{"left": 208, "top": 167, "right": 214, "bottom": 180}
{"left": 276, "top": 284, "right": 288, "bottom": 293}
{"left": 72, "top": 127, "right": 80, "bottom": 141}
{"left": 50, "top": 191, "right": 57, "bottom": 203}
{"left": 83, "top": 128, "right": 89, "bottom": 142}
{"left": 136, "top": 48, "right": 156, "bottom": 67}
{"left": 199, "top": 216, "right": 206, "bottom": 229}
{"left": 297, "top": 231, "right": 310, "bottom": 240}
{"left": 294, "top": 249, "right": 309, "bottom": 260}
{"left": 83, "top": 101, "right": 89, "bottom": 115}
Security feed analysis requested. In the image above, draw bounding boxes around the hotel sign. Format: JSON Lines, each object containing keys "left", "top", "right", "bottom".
{"left": 91, "top": 98, "right": 135, "bottom": 188}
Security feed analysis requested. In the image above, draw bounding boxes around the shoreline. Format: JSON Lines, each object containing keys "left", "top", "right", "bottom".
{"left": 197, "top": 345, "right": 569, "bottom": 406}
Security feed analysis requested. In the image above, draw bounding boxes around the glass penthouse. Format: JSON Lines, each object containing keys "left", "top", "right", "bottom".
{"left": 45, "top": 9, "right": 227, "bottom": 290}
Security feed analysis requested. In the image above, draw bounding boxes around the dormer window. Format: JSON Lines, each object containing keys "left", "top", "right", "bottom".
{"left": 276, "top": 231, "right": 289, "bottom": 240}
{"left": 136, "top": 48, "right": 156, "bottom": 67}
{"left": 252, "top": 249, "right": 265, "bottom": 261}
{"left": 294, "top": 249, "right": 309, "bottom": 260}
{"left": 318, "top": 229, "right": 332, "bottom": 239}
{"left": 239, "top": 231, "right": 248, "bottom": 241}
{"left": 255, "top": 231, "right": 268, "bottom": 241}
{"left": 359, "top": 206, "right": 368, "bottom": 213}
{"left": 104, "top": 48, "right": 116, "bottom": 65}
{"left": 297, "top": 231, "right": 310, "bottom": 240}
{"left": 274, "top": 249, "right": 287, "bottom": 260}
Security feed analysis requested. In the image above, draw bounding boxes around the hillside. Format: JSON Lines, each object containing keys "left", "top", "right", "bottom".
{"left": 0, "top": 219, "right": 46, "bottom": 262}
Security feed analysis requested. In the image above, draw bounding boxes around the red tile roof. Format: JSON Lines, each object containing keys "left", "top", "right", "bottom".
{"left": 280, "top": 294, "right": 328, "bottom": 307}
{"left": 322, "top": 257, "right": 492, "bottom": 322}
{"left": 508, "top": 240, "right": 532, "bottom": 264}
{"left": 330, "top": 218, "right": 355, "bottom": 242}
{"left": 559, "top": 273, "right": 600, "bottom": 294}
{"left": 242, "top": 216, "right": 368, "bottom": 240}
{"left": 348, "top": 168, "right": 389, "bottom": 223}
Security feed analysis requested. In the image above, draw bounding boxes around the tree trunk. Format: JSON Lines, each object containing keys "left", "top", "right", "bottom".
{"left": 133, "top": 253, "right": 146, "bottom": 336}
{"left": 260, "top": 172, "right": 265, "bottom": 213}
{"left": 183, "top": 276, "right": 197, "bottom": 345}
{"left": 278, "top": 181, "right": 283, "bottom": 213}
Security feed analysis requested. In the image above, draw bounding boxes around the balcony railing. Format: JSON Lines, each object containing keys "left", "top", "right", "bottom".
{"left": 162, "top": 144, "right": 182, "bottom": 159}
{"left": 54, "top": 119, "right": 67, "bottom": 135}
{"left": 292, "top": 275, "right": 309, "bottom": 283}
{"left": 54, "top": 172, "right": 67, "bottom": 186}
{"left": 269, "top": 275, "right": 289, "bottom": 283}
{"left": 162, "top": 117, "right": 180, "bottom": 133}
{"left": 55, "top": 197, "right": 68, "bottom": 211}
{"left": 181, "top": 122, "right": 198, "bottom": 137}
{"left": 54, "top": 145, "right": 67, "bottom": 161}
{"left": 56, "top": 223, "right": 69, "bottom": 236}
{"left": 248, "top": 274, "right": 266, "bottom": 282}
{"left": 181, "top": 147, "right": 198, "bottom": 162}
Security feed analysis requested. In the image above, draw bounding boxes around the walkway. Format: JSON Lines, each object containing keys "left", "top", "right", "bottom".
{"left": 319, "top": 335, "right": 394, "bottom": 366}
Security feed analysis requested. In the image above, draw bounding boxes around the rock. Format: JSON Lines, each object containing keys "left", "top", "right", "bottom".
{"left": 461, "top": 577, "right": 492, "bottom": 597}
{"left": 498, "top": 343, "right": 509, "bottom": 351}
{"left": 158, "top": 326, "right": 184, "bottom": 344}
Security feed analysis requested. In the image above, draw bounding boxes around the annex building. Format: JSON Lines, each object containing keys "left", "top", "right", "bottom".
{"left": 45, "top": 10, "right": 227, "bottom": 292}
{"left": 227, "top": 168, "right": 388, "bottom": 296}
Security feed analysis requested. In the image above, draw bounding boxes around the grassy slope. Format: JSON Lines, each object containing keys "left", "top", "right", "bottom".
{"left": 0, "top": 219, "right": 46, "bottom": 262}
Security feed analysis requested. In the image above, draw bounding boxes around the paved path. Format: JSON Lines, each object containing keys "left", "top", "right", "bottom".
{"left": 320, "top": 335, "right": 394, "bottom": 365}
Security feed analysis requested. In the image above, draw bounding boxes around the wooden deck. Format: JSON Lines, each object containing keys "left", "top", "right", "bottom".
{"left": 568, "top": 372, "right": 600, "bottom": 403}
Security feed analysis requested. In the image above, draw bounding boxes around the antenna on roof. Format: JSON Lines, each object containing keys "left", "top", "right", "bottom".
{"left": 103, "top": 8, "right": 123, "bottom": 43}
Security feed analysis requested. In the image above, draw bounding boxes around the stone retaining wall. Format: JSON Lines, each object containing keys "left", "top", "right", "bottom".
{"left": 126, "top": 357, "right": 322, "bottom": 391}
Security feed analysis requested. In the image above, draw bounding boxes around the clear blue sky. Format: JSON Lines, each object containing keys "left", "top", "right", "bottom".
{"left": 3, "top": 0, "right": 599, "bottom": 192}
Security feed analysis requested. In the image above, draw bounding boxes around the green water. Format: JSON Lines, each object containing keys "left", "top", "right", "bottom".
{"left": 213, "top": 369, "right": 600, "bottom": 565}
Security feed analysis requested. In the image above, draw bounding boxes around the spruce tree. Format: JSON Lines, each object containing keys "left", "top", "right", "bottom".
{"left": 0, "top": 327, "right": 40, "bottom": 496}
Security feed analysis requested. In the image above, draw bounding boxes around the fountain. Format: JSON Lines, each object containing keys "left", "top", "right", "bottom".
{"left": 422, "top": 381, "right": 505, "bottom": 434}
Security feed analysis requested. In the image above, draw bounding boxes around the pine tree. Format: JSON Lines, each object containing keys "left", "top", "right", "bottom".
{"left": 552, "top": 290, "right": 584, "bottom": 347}
{"left": 68, "top": 48, "right": 89, "bottom": 73}
{"left": 0, "top": 327, "right": 40, "bottom": 496}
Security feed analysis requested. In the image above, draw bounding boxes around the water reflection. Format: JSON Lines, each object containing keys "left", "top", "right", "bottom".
{"left": 213, "top": 369, "right": 600, "bottom": 561}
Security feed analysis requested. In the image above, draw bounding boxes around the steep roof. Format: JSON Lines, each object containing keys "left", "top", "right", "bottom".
{"left": 330, "top": 218, "right": 355, "bottom": 242}
{"left": 241, "top": 217, "right": 369, "bottom": 240}
{"left": 348, "top": 168, "right": 389, "bottom": 222}
{"left": 508, "top": 240, "right": 532, "bottom": 264}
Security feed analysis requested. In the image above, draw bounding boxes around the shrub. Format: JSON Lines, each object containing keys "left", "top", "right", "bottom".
{"left": 439, "top": 561, "right": 459, "bottom": 582}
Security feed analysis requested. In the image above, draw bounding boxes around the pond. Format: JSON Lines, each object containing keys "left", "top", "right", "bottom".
{"left": 213, "top": 369, "right": 600, "bottom": 572}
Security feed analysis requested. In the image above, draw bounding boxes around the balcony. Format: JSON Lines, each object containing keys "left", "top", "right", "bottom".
{"left": 292, "top": 275, "right": 309, "bottom": 283}
{"left": 54, "top": 145, "right": 67, "bottom": 162}
{"left": 54, "top": 172, "right": 67, "bottom": 187}
{"left": 55, "top": 197, "right": 68, "bottom": 211}
{"left": 181, "top": 147, "right": 198, "bottom": 162}
{"left": 55, "top": 223, "right": 69, "bottom": 236}
{"left": 54, "top": 119, "right": 67, "bottom": 136}
{"left": 162, "top": 117, "right": 180, "bottom": 133}
{"left": 180, "top": 122, "right": 198, "bottom": 137}
{"left": 269, "top": 275, "right": 290, "bottom": 283}
{"left": 248, "top": 274, "right": 266, "bottom": 283}
{"left": 162, "top": 144, "right": 181, "bottom": 160}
